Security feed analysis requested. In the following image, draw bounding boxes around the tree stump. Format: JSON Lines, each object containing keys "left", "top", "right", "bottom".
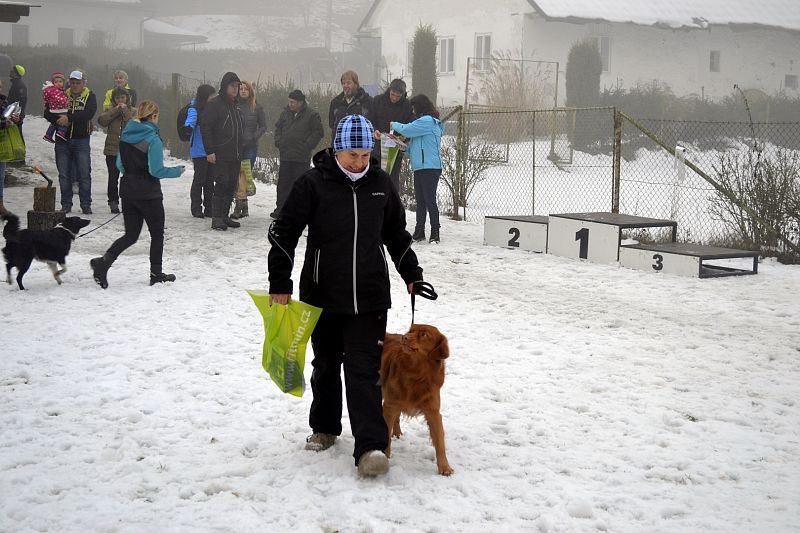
{"left": 27, "top": 210, "right": 65, "bottom": 231}
{"left": 33, "top": 186, "right": 56, "bottom": 212}
{"left": 27, "top": 186, "right": 62, "bottom": 231}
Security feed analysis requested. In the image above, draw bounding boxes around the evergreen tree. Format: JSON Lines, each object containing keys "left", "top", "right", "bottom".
{"left": 411, "top": 24, "right": 438, "bottom": 103}
{"left": 565, "top": 39, "right": 602, "bottom": 107}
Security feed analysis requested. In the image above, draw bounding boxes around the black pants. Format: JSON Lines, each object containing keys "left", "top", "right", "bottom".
{"left": 211, "top": 159, "right": 240, "bottom": 211}
{"left": 309, "top": 310, "right": 388, "bottom": 464}
{"left": 190, "top": 157, "right": 213, "bottom": 213}
{"left": 106, "top": 155, "right": 120, "bottom": 204}
{"left": 107, "top": 198, "right": 166, "bottom": 273}
{"left": 276, "top": 160, "right": 309, "bottom": 214}
{"left": 388, "top": 151, "right": 404, "bottom": 192}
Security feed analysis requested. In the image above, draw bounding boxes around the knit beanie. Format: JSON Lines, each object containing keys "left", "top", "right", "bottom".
{"left": 14, "top": 65, "right": 25, "bottom": 77}
{"left": 51, "top": 71, "right": 66, "bottom": 82}
{"left": 288, "top": 89, "right": 305, "bottom": 102}
{"left": 333, "top": 114, "right": 374, "bottom": 152}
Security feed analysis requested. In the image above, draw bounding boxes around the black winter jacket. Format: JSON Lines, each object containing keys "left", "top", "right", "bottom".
{"left": 328, "top": 87, "right": 373, "bottom": 131}
{"left": 43, "top": 88, "right": 97, "bottom": 139}
{"left": 7, "top": 78, "right": 27, "bottom": 118}
{"left": 238, "top": 102, "right": 267, "bottom": 149}
{"left": 274, "top": 104, "right": 324, "bottom": 162}
{"left": 268, "top": 149, "right": 423, "bottom": 314}
{"left": 371, "top": 90, "right": 413, "bottom": 134}
{"left": 200, "top": 74, "right": 244, "bottom": 161}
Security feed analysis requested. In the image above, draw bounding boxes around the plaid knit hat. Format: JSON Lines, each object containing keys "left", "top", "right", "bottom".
{"left": 333, "top": 114, "right": 374, "bottom": 152}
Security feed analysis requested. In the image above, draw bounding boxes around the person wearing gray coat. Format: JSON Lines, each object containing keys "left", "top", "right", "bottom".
{"left": 272, "top": 89, "right": 324, "bottom": 218}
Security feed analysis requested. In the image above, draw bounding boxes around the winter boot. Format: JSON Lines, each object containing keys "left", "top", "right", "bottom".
{"left": 429, "top": 228, "right": 440, "bottom": 243}
{"left": 304, "top": 433, "right": 337, "bottom": 452}
{"left": 230, "top": 199, "right": 249, "bottom": 219}
{"left": 412, "top": 226, "right": 426, "bottom": 242}
{"left": 90, "top": 253, "right": 115, "bottom": 289}
{"left": 223, "top": 199, "right": 241, "bottom": 228}
{"left": 109, "top": 201, "right": 120, "bottom": 214}
{"left": 191, "top": 205, "right": 204, "bottom": 218}
{"left": 211, "top": 197, "right": 227, "bottom": 231}
{"left": 357, "top": 450, "right": 389, "bottom": 477}
{"left": 150, "top": 272, "right": 177, "bottom": 285}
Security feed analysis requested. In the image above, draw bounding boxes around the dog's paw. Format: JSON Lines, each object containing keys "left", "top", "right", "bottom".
{"left": 438, "top": 463, "right": 454, "bottom": 476}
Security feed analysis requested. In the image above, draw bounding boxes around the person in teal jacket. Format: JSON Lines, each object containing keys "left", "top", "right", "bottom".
{"left": 391, "top": 94, "right": 444, "bottom": 243}
{"left": 90, "top": 100, "right": 185, "bottom": 289}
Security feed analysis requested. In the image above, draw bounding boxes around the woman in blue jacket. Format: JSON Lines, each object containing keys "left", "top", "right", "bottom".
{"left": 90, "top": 101, "right": 185, "bottom": 289}
{"left": 391, "top": 94, "right": 444, "bottom": 243}
{"left": 185, "top": 84, "right": 216, "bottom": 218}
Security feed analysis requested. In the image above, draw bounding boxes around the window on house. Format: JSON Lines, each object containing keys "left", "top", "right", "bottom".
{"left": 58, "top": 28, "right": 74, "bottom": 48}
{"left": 11, "top": 24, "right": 29, "bottom": 47}
{"left": 785, "top": 74, "right": 799, "bottom": 90}
{"left": 474, "top": 34, "right": 492, "bottom": 71}
{"left": 710, "top": 50, "right": 721, "bottom": 72}
{"left": 595, "top": 36, "right": 610, "bottom": 72}
{"left": 407, "top": 41, "right": 413, "bottom": 72}
{"left": 438, "top": 37, "right": 455, "bottom": 74}
{"left": 85, "top": 29, "right": 106, "bottom": 48}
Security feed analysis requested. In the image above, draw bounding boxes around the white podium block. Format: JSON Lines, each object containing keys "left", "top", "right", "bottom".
{"left": 619, "top": 242, "right": 759, "bottom": 278}
{"left": 484, "top": 215, "right": 548, "bottom": 252}
{"left": 547, "top": 212, "right": 678, "bottom": 264}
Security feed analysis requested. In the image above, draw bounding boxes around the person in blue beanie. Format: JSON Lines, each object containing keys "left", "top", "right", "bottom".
{"left": 267, "top": 114, "right": 424, "bottom": 477}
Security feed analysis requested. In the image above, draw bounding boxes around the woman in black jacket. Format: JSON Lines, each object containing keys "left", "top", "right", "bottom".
{"left": 268, "top": 114, "right": 424, "bottom": 477}
{"left": 232, "top": 80, "right": 267, "bottom": 219}
{"left": 90, "top": 101, "right": 185, "bottom": 288}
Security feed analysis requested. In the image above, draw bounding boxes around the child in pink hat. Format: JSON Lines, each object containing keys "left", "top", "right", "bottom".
{"left": 42, "top": 71, "right": 69, "bottom": 142}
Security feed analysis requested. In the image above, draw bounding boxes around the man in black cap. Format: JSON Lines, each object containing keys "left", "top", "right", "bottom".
{"left": 200, "top": 71, "right": 244, "bottom": 230}
{"left": 271, "top": 89, "right": 324, "bottom": 218}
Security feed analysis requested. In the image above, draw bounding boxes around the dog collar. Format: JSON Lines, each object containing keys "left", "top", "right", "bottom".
{"left": 54, "top": 224, "right": 77, "bottom": 239}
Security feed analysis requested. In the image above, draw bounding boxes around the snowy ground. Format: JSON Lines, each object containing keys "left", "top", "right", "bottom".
{"left": 1, "top": 117, "right": 799, "bottom": 532}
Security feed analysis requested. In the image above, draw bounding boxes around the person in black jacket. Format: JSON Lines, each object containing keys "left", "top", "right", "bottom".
{"left": 90, "top": 101, "right": 185, "bottom": 289}
{"left": 328, "top": 70, "right": 373, "bottom": 139}
{"left": 268, "top": 114, "right": 425, "bottom": 477}
{"left": 43, "top": 70, "right": 97, "bottom": 214}
{"left": 371, "top": 78, "right": 413, "bottom": 190}
{"left": 7, "top": 65, "right": 27, "bottom": 145}
{"left": 200, "top": 71, "right": 244, "bottom": 231}
{"left": 272, "top": 89, "right": 324, "bottom": 218}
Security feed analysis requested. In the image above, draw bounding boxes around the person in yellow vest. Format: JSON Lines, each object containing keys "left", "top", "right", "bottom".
{"left": 102, "top": 70, "right": 137, "bottom": 110}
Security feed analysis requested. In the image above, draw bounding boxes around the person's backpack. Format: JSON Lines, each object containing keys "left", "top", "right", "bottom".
{"left": 176, "top": 102, "right": 193, "bottom": 142}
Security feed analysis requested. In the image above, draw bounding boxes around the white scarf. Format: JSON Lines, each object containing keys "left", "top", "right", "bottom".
{"left": 336, "top": 159, "right": 369, "bottom": 182}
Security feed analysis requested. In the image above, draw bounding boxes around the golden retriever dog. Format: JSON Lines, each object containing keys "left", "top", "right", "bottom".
{"left": 380, "top": 324, "right": 453, "bottom": 476}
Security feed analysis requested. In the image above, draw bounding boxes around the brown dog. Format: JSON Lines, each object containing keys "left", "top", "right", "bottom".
{"left": 380, "top": 324, "right": 453, "bottom": 475}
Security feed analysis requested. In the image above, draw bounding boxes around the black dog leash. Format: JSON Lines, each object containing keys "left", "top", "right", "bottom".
{"left": 411, "top": 281, "right": 438, "bottom": 324}
{"left": 76, "top": 213, "right": 121, "bottom": 239}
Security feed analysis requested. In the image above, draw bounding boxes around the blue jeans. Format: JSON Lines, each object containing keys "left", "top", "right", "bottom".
{"left": 413, "top": 168, "right": 441, "bottom": 231}
{"left": 55, "top": 137, "right": 92, "bottom": 209}
{"left": 242, "top": 145, "right": 257, "bottom": 169}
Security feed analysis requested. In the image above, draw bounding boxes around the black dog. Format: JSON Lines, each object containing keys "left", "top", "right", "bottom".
{"left": 2, "top": 214, "right": 90, "bottom": 290}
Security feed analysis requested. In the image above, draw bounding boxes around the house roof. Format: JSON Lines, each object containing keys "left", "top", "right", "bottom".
{"left": 144, "top": 19, "right": 208, "bottom": 45}
{"left": 528, "top": 0, "right": 800, "bottom": 32}
{"left": 0, "top": 1, "right": 38, "bottom": 23}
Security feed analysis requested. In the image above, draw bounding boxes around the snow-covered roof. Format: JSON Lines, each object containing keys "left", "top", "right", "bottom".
{"left": 144, "top": 19, "right": 207, "bottom": 41}
{"left": 529, "top": 0, "right": 800, "bottom": 32}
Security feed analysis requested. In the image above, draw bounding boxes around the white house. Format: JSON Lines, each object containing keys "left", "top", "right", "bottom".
{"left": 0, "top": 0, "right": 206, "bottom": 49}
{"left": 357, "top": 0, "right": 800, "bottom": 106}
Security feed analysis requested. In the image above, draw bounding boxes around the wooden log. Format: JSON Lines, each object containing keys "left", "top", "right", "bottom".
{"left": 33, "top": 186, "right": 57, "bottom": 212}
{"left": 27, "top": 210, "right": 65, "bottom": 231}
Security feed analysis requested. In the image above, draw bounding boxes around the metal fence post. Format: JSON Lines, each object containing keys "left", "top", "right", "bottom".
{"left": 612, "top": 108, "right": 622, "bottom": 213}
{"left": 532, "top": 111, "right": 536, "bottom": 215}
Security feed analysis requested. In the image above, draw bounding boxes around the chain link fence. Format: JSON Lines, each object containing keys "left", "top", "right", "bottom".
{"left": 446, "top": 105, "right": 800, "bottom": 257}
